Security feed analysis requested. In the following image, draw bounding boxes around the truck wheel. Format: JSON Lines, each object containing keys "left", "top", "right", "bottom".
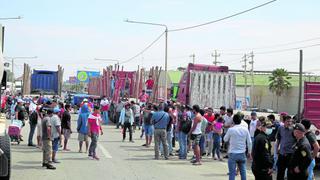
{"left": 0, "top": 134, "right": 11, "bottom": 180}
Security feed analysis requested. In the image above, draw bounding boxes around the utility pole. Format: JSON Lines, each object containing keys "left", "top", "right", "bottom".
{"left": 297, "top": 50, "right": 303, "bottom": 121}
{"left": 190, "top": 54, "right": 195, "bottom": 64}
{"left": 211, "top": 50, "right": 221, "bottom": 66}
{"left": 242, "top": 54, "right": 248, "bottom": 109}
{"left": 248, "top": 51, "right": 254, "bottom": 105}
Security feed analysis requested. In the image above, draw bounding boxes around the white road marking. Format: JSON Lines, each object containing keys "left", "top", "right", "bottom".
{"left": 98, "top": 144, "right": 112, "bottom": 159}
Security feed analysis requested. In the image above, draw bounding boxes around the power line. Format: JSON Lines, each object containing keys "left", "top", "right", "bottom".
{"left": 219, "top": 36, "right": 320, "bottom": 52}
{"left": 120, "top": 31, "right": 166, "bottom": 64}
{"left": 169, "top": 0, "right": 277, "bottom": 32}
{"left": 255, "top": 43, "right": 320, "bottom": 54}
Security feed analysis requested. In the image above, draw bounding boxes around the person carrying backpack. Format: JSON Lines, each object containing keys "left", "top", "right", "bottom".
{"left": 28, "top": 101, "right": 38, "bottom": 146}
{"left": 178, "top": 105, "right": 192, "bottom": 159}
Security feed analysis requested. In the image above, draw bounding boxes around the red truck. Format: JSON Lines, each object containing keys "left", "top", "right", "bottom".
{"left": 303, "top": 82, "right": 320, "bottom": 164}
{"left": 177, "top": 63, "right": 236, "bottom": 108}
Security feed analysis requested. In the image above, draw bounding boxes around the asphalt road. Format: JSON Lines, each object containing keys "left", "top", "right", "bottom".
{"left": 9, "top": 115, "right": 319, "bottom": 180}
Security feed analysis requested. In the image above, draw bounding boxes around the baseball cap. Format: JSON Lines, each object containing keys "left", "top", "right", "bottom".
{"left": 53, "top": 107, "right": 61, "bottom": 113}
{"left": 280, "top": 112, "right": 288, "bottom": 116}
{"left": 294, "top": 123, "right": 306, "bottom": 132}
{"left": 83, "top": 98, "right": 88, "bottom": 102}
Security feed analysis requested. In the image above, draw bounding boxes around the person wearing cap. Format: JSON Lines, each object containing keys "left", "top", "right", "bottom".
{"left": 276, "top": 115, "right": 296, "bottom": 180}
{"left": 300, "top": 119, "right": 320, "bottom": 180}
{"left": 252, "top": 120, "right": 273, "bottom": 180}
{"left": 119, "top": 103, "right": 134, "bottom": 142}
{"left": 77, "top": 104, "right": 90, "bottom": 153}
{"left": 50, "top": 107, "right": 62, "bottom": 163}
{"left": 287, "top": 123, "right": 312, "bottom": 180}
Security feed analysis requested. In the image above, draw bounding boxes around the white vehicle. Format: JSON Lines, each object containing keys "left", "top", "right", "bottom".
{"left": 0, "top": 24, "right": 10, "bottom": 180}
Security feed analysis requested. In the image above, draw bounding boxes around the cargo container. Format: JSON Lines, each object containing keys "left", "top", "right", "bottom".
{"left": 177, "top": 63, "right": 236, "bottom": 108}
{"left": 31, "top": 70, "right": 59, "bottom": 94}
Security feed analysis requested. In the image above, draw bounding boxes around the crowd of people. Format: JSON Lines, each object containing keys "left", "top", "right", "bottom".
{"left": 4, "top": 90, "right": 320, "bottom": 180}
{"left": 110, "top": 93, "right": 319, "bottom": 180}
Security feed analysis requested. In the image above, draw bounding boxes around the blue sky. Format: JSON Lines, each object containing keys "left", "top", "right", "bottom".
{"left": 1, "top": 0, "right": 320, "bottom": 79}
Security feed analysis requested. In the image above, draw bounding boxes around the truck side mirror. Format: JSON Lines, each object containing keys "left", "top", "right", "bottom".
{"left": 1, "top": 70, "right": 7, "bottom": 90}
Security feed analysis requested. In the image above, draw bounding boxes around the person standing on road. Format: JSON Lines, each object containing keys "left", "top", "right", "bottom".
{"left": 51, "top": 108, "right": 62, "bottom": 163}
{"left": 142, "top": 104, "right": 154, "bottom": 147}
{"left": 189, "top": 105, "right": 203, "bottom": 165}
{"left": 131, "top": 101, "right": 141, "bottom": 130}
{"left": 41, "top": 108, "right": 56, "bottom": 170}
{"left": 77, "top": 104, "right": 90, "bottom": 153}
{"left": 28, "top": 100, "right": 38, "bottom": 147}
{"left": 288, "top": 123, "right": 312, "bottom": 180}
{"left": 204, "top": 107, "right": 215, "bottom": 157}
{"left": 276, "top": 115, "right": 296, "bottom": 180}
{"left": 178, "top": 105, "right": 191, "bottom": 160}
{"left": 249, "top": 111, "right": 260, "bottom": 143}
{"left": 224, "top": 114, "right": 252, "bottom": 180}
{"left": 120, "top": 103, "right": 134, "bottom": 142}
{"left": 115, "top": 100, "right": 125, "bottom": 129}
{"left": 199, "top": 109, "right": 208, "bottom": 157}
{"left": 222, "top": 107, "right": 233, "bottom": 157}
{"left": 301, "top": 119, "right": 320, "bottom": 180}
{"left": 61, "top": 104, "right": 72, "bottom": 151}
{"left": 88, "top": 106, "right": 104, "bottom": 160}
{"left": 100, "top": 96, "right": 110, "bottom": 125}
{"left": 212, "top": 116, "right": 223, "bottom": 161}
{"left": 153, "top": 103, "right": 170, "bottom": 160}
{"left": 252, "top": 120, "right": 273, "bottom": 180}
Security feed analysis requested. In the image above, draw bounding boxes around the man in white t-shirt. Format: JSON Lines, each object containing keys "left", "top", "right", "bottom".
{"left": 249, "top": 111, "right": 260, "bottom": 142}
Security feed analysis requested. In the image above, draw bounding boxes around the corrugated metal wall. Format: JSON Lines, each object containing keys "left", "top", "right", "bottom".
{"left": 189, "top": 71, "right": 236, "bottom": 108}
{"left": 31, "top": 70, "right": 59, "bottom": 94}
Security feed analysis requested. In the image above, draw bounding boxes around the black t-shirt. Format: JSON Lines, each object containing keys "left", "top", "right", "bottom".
{"left": 61, "top": 111, "right": 71, "bottom": 129}
{"left": 15, "top": 105, "right": 25, "bottom": 120}
{"left": 305, "top": 131, "right": 317, "bottom": 150}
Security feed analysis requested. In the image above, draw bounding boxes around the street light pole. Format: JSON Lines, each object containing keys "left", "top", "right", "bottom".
{"left": 125, "top": 19, "right": 168, "bottom": 100}
{"left": 0, "top": 16, "right": 23, "bottom": 20}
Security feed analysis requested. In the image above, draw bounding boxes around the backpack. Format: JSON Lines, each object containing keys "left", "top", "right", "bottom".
{"left": 29, "top": 111, "right": 38, "bottom": 125}
{"left": 181, "top": 116, "right": 192, "bottom": 134}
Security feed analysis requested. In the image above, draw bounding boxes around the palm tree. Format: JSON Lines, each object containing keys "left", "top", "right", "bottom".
{"left": 268, "top": 68, "right": 292, "bottom": 111}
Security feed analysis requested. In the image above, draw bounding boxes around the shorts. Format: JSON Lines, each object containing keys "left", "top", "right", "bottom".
{"left": 52, "top": 138, "right": 59, "bottom": 152}
{"left": 63, "top": 129, "right": 71, "bottom": 140}
{"left": 78, "top": 133, "right": 89, "bottom": 142}
{"left": 191, "top": 134, "right": 201, "bottom": 146}
{"left": 144, "top": 125, "right": 154, "bottom": 136}
{"left": 36, "top": 121, "right": 42, "bottom": 137}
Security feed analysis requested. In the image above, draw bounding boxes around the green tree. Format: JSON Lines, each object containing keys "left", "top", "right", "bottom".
{"left": 268, "top": 68, "right": 292, "bottom": 111}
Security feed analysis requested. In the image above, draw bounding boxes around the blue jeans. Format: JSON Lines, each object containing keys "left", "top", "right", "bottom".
{"left": 212, "top": 133, "right": 221, "bottom": 159}
{"left": 308, "top": 158, "right": 316, "bottom": 180}
{"left": 102, "top": 111, "right": 109, "bottom": 125}
{"left": 228, "top": 153, "right": 247, "bottom": 180}
{"left": 179, "top": 132, "right": 188, "bottom": 159}
{"left": 199, "top": 135, "right": 205, "bottom": 154}
{"left": 28, "top": 122, "right": 37, "bottom": 145}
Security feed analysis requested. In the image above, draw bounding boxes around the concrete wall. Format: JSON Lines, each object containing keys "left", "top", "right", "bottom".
{"left": 236, "top": 85, "right": 302, "bottom": 115}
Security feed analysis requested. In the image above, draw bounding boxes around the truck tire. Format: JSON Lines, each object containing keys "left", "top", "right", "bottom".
{"left": 0, "top": 134, "right": 11, "bottom": 180}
